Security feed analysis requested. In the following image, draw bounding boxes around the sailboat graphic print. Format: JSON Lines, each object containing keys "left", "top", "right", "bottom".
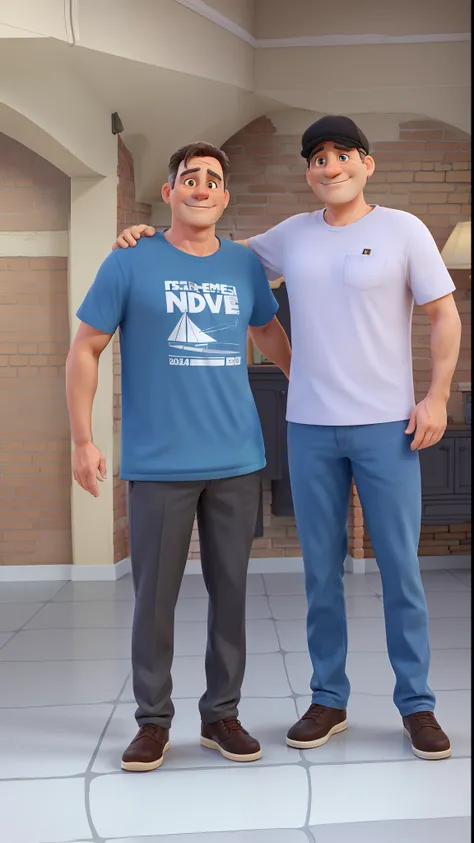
{"left": 168, "top": 313, "right": 241, "bottom": 367}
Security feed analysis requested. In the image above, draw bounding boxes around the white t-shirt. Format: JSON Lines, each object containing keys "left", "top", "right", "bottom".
{"left": 248, "top": 206, "right": 455, "bottom": 426}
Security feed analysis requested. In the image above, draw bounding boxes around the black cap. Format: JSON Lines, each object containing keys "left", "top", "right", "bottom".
{"left": 301, "top": 115, "right": 370, "bottom": 161}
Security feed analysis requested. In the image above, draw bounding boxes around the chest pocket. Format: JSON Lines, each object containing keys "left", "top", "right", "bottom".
{"left": 343, "top": 254, "right": 387, "bottom": 290}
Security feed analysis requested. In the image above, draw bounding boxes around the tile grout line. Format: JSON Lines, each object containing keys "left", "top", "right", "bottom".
{"left": 0, "top": 579, "right": 70, "bottom": 651}
{"left": 12, "top": 646, "right": 474, "bottom": 663}
{"left": 1, "top": 684, "right": 470, "bottom": 713}
{"left": 1, "top": 621, "right": 471, "bottom": 635}
{"left": 448, "top": 569, "right": 472, "bottom": 586}
{"left": 263, "top": 574, "right": 315, "bottom": 832}
{"left": 2, "top": 752, "right": 471, "bottom": 783}
{"left": 83, "top": 668, "right": 133, "bottom": 843}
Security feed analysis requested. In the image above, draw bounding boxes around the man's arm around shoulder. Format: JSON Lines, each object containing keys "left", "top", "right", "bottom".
{"left": 248, "top": 317, "right": 291, "bottom": 379}
{"left": 112, "top": 224, "right": 251, "bottom": 251}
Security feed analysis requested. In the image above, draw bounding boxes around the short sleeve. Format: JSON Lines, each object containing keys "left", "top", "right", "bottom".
{"left": 407, "top": 218, "right": 456, "bottom": 306}
{"left": 249, "top": 256, "right": 279, "bottom": 327}
{"left": 248, "top": 219, "right": 289, "bottom": 281}
{"left": 76, "top": 252, "right": 130, "bottom": 334}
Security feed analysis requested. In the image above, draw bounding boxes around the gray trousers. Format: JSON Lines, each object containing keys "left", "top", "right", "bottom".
{"left": 128, "top": 472, "right": 261, "bottom": 728}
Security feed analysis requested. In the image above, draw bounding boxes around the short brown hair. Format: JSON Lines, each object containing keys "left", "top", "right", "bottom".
{"left": 168, "top": 142, "right": 230, "bottom": 188}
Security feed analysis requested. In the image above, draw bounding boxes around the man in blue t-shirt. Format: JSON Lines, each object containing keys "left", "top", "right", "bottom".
{"left": 66, "top": 141, "right": 291, "bottom": 772}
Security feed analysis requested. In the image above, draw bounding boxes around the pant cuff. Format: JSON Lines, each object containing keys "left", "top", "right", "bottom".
{"left": 200, "top": 709, "right": 239, "bottom": 724}
{"left": 136, "top": 716, "right": 172, "bottom": 729}
{"left": 311, "top": 693, "right": 348, "bottom": 710}
{"left": 398, "top": 703, "right": 436, "bottom": 717}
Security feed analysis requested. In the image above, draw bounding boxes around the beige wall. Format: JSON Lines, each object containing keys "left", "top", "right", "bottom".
{"left": 255, "top": 41, "right": 470, "bottom": 134}
{"left": 255, "top": 0, "right": 471, "bottom": 38}
{"left": 68, "top": 175, "right": 117, "bottom": 569}
{"left": 77, "top": 0, "right": 255, "bottom": 91}
{"left": 0, "top": 0, "right": 70, "bottom": 40}
{"left": 204, "top": 0, "right": 255, "bottom": 33}
{"left": 0, "top": 39, "right": 116, "bottom": 179}
{"left": 3, "top": 0, "right": 468, "bottom": 43}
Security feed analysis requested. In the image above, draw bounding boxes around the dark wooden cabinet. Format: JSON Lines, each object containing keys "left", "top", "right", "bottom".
{"left": 455, "top": 437, "right": 471, "bottom": 495}
{"left": 248, "top": 364, "right": 471, "bottom": 529}
{"left": 249, "top": 367, "right": 288, "bottom": 480}
{"left": 419, "top": 428, "right": 471, "bottom": 524}
{"left": 419, "top": 438, "right": 455, "bottom": 497}
{"left": 249, "top": 366, "right": 290, "bottom": 535}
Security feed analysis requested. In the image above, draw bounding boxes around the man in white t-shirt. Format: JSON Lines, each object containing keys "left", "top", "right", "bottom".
{"left": 113, "top": 115, "right": 462, "bottom": 760}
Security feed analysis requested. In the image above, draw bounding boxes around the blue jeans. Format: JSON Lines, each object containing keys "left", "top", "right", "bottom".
{"left": 287, "top": 420, "right": 435, "bottom": 716}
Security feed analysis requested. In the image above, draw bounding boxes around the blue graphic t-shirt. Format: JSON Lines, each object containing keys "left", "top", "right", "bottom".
{"left": 77, "top": 233, "right": 279, "bottom": 480}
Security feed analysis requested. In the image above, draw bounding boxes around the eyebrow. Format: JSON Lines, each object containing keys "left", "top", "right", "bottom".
{"left": 313, "top": 143, "right": 353, "bottom": 156}
{"left": 180, "top": 167, "right": 222, "bottom": 181}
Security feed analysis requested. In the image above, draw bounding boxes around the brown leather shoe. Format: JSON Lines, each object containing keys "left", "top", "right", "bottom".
{"left": 403, "top": 711, "right": 451, "bottom": 760}
{"left": 286, "top": 704, "right": 348, "bottom": 749}
{"left": 121, "top": 724, "right": 170, "bottom": 772}
{"left": 200, "top": 718, "right": 262, "bottom": 762}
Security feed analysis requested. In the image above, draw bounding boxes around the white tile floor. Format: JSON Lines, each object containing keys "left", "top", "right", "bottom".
{"left": 0, "top": 567, "right": 471, "bottom": 843}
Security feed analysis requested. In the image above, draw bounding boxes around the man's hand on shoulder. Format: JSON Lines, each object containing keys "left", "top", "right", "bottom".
{"left": 112, "top": 225, "right": 156, "bottom": 250}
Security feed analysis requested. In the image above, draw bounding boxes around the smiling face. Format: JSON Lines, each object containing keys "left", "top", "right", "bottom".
{"left": 306, "top": 142, "right": 375, "bottom": 207}
{"left": 161, "top": 155, "right": 230, "bottom": 230}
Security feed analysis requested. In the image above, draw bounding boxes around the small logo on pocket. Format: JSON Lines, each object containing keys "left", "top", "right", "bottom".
{"left": 362, "top": 248, "right": 371, "bottom": 255}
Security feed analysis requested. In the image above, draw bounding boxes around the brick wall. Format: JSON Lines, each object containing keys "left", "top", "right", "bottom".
{"left": 211, "top": 116, "right": 471, "bottom": 560}
{"left": 363, "top": 522, "right": 471, "bottom": 559}
{"left": 0, "top": 134, "right": 72, "bottom": 567}
{"left": 114, "top": 138, "right": 152, "bottom": 562}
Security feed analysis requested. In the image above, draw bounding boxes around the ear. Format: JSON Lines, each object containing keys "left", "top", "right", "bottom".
{"left": 161, "top": 182, "right": 172, "bottom": 204}
{"left": 223, "top": 188, "right": 230, "bottom": 210}
{"left": 364, "top": 155, "right": 376, "bottom": 178}
{"left": 305, "top": 168, "right": 312, "bottom": 186}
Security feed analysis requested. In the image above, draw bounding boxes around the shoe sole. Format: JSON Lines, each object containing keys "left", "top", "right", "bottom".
{"left": 286, "top": 719, "right": 348, "bottom": 749}
{"left": 402, "top": 727, "right": 452, "bottom": 760}
{"left": 200, "top": 736, "right": 262, "bottom": 762}
{"left": 121, "top": 741, "right": 170, "bottom": 772}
